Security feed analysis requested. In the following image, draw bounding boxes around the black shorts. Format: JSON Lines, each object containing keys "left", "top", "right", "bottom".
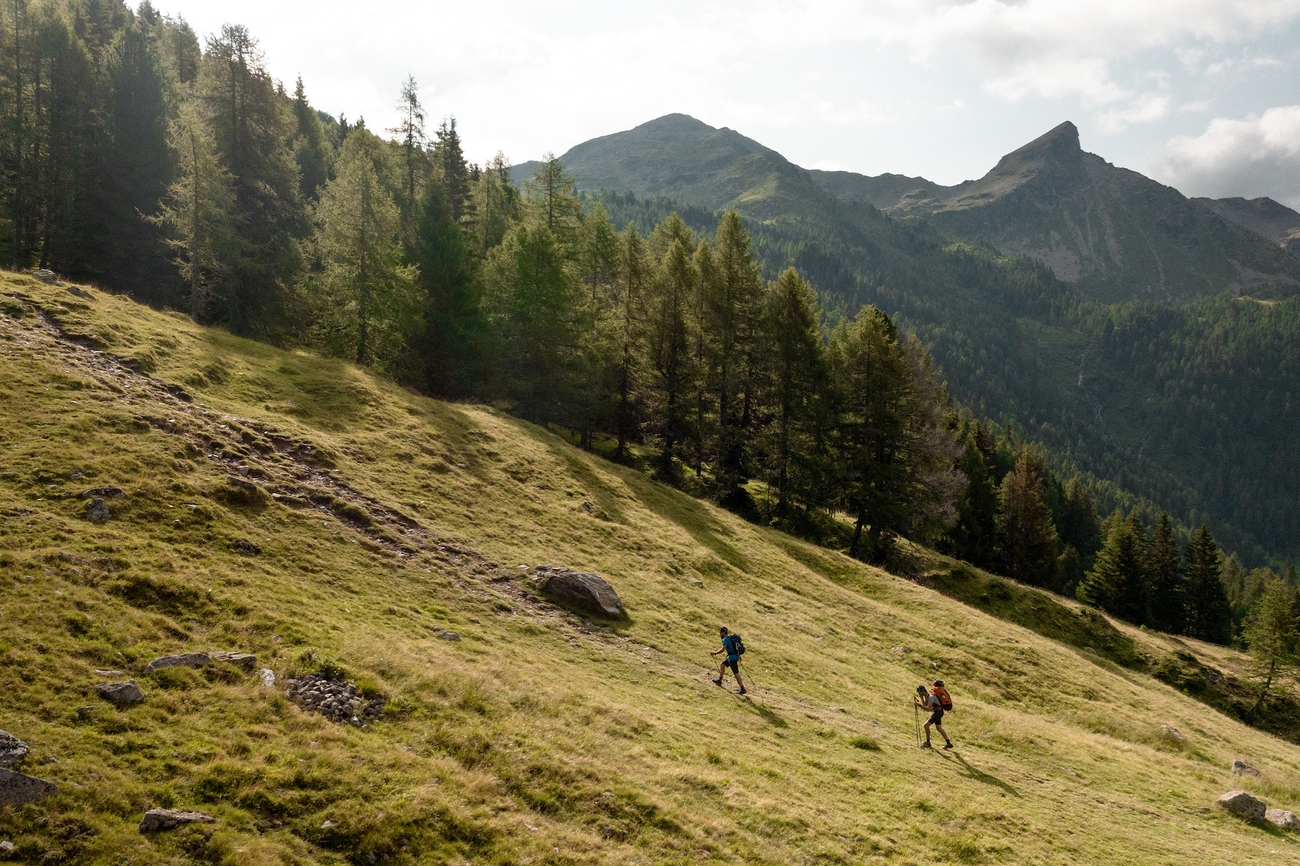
{"left": 722, "top": 658, "right": 738, "bottom": 675}
{"left": 928, "top": 710, "right": 944, "bottom": 725}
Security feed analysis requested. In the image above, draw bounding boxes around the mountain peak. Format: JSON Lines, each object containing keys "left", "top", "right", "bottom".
{"left": 991, "top": 121, "right": 1081, "bottom": 173}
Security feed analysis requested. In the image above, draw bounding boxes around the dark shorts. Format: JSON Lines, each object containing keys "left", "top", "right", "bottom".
{"left": 722, "top": 658, "right": 738, "bottom": 675}
{"left": 928, "top": 710, "right": 944, "bottom": 726}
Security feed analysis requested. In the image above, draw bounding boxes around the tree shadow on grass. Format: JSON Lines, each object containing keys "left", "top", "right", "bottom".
{"left": 940, "top": 752, "right": 1020, "bottom": 797}
{"left": 621, "top": 471, "right": 747, "bottom": 570}
{"left": 540, "top": 439, "right": 630, "bottom": 526}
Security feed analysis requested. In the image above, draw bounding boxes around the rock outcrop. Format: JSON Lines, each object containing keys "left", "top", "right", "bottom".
{"left": 144, "top": 652, "right": 212, "bottom": 673}
{"left": 536, "top": 565, "right": 623, "bottom": 616}
{"left": 0, "top": 768, "right": 57, "bottom": 806}
{"left": 211, "top": 651, "right": 257, "bottom": 672}
{"left": 139, "top": 808, "right": 215, "bottom": 833}
{"left": 95, "top": 680, "right": 144, "bottom": 705}
{"left": 1218, "top": 790, "right": 1266, "bottom": 823}
{"left": 0, "top": 731, "right": 28, "bottom": 769}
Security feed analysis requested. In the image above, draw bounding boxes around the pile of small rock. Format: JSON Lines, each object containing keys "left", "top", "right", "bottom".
{"left": 285, "top": 674, "right": 384, "bottom": 725}
{"left": 1219, "top": 760, "right": 1298, "bottom": 830}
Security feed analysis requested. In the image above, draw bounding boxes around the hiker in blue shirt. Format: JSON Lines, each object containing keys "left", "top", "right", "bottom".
{"left": 711, "top": 626, "right": 747, "bottom": 694}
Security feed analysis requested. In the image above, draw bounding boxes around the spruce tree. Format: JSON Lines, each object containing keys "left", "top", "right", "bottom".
{"left": 1185, "top": 525, "right": 1234, "bottom": 644}
{"left": 645, "top": 237, "right": 696, "bottom": 480}
{"left": 415, "top": 180, "right": 480, "bottom": 398}
{"left": 611, "top": 224, "right": 649, "bottom": 462}
{"left": 950, "top": 426, "right": 999, "bottom": 568}
{"left": 1078, "top": 510, "right": 1147, "bottom": 621}
{"left": 997, "top": 451, "right": 1062, "bottom": 590}
{"left": 292, "top": 76, "right": 331, "bottom": 201}
{"left": 1147, "top": 513, "right": 1185, "bottom": 634}
{"left": 435, "top": 117, "right": 470, "bottom": 222}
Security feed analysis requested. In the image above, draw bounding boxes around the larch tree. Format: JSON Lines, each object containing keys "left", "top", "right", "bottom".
{"left": 312, "top": 127, "right": 417, "bottom": 366}
{"left": 1243, "top": 577, "right": 1298, "bottom": 719}
{"left": 612, "top": 224, "right": 649, "bottom": 462}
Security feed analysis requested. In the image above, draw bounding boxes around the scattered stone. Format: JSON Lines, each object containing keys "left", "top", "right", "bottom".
{"left": 85, "top": 497, "right": 111, "bottom": 524}
{"left": 0, "top": 840, "right": 13, "bottom": 856}
{"left": 0, "top": 769, "right": 58, "bottom": 806}
{"left": 144, "top": 652, "right": 212, "bottom": 673}
{"left": 232, "top": 539, "right": 262, "bottom": 556}
{"left": 259, "top": 669, "right": 276, "bottom": 689}
{"left": 93, "top": 669, "right": 124, "bottom": 678}
{"left": 321, "top": 820, "right": 338, "bottom": 829}
{"left": 80, "top": 487, "right": 125, "bottom": 499}
{"left": 688, "top": 578, "right": 703, "bottom": 586}
{"left": 94, "top": 680, "right": 143, "bottom": 705}
{"left": 1083, "top": 646, "right": 1096, "bottom": 654}
{"left": 1232, "top": 759, "right": 1261, "bottom": 777}
{"left": 0, "top": 731, "right": 28, "bottom": 769}
{"left": 32, "top": 268, "right": 56, "bottom": 284}
{"left": 1160, "top": 725, "right": 1185, "bottom": 742}
{"left": 225, "top": 474, "right": 259, "bottom": 491}
{"left": 1265, "top": 808, "right": 1300, "bottom": 830}
{"left": 891, "top": 645, "right": 910, "bottom": 656}
{"left": 438, "top": 630, "right": 461, "bottom": 641}
{"left": 285, "top": 674, "right": 385, "bottom": 724}
{"left": 67, "top": 286, "right": 90, "bottom": 299}
{"left": 536, "top": 565, "right": 623, "bottom": 617}
{"left": 210, "top": 651, "right": 257, "bottom": 672}
{"left": 1218, "top": 790, "right": 1267, "bottom": 823}
{"left": 138, "top": 808, "right": 215, "bottom": 833}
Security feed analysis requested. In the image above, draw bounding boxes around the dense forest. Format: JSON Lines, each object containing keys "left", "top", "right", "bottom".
{"left": 0, "top": 0, "right": 1295, "bottom": 650}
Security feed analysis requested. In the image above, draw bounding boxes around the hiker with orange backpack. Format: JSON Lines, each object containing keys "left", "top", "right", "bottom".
{"left": 915, "top": 682, "right": 953, "bottom": 749}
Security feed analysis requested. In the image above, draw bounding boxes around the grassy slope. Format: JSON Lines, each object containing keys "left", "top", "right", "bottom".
{"left": 1, "top": 274, "right": 1299, "bottom": 865}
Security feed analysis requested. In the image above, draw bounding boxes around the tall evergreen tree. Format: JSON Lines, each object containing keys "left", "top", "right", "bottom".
{"left": 390, "top": 75, "right": 425, "bottom": 220}
{"left": 1147, "top": 513, "right": 1186, "bottom": 634}
{"left": 949, "top": 425, "right": 999, "bottom": 568}
{"left": 292, "top": 76, "right": 330, "bottom": 201}
{"left": 611, "top": 224, "right": 649, "bottom": 462}
{"left": 998, "top": 451, "right": 1062, "bottom": 590}
{"left": 645, "top": 237, "right": 695, "bottom": 479}
{"left": 1185, "top": 525, "right": 1234, "bottom": 645}
{"left": 415, "top": 178, "right": 480, "bottom": 397}
{"left": 434, "top": 116, "right": 470, "bottom": 222}
{"left": 311, "top": 128, "right": 417, "bottom": 366}
{"left": 1077, "top": 510, "right": 1148, "bottom": 621}
{"left": 1243, "top": 577, "right": 1298, "bottom": 719}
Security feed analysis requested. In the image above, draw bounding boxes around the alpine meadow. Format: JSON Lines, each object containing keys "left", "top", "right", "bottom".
{"left": 2, "top": 2, "right": 1300, "bottom": 865}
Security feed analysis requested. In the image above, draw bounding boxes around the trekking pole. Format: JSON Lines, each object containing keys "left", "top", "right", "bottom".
{"left": 914, "top": 701, "right": 919, "bottom": 747}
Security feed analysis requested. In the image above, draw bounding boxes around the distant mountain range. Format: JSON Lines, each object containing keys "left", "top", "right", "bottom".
{"left": 516, "top": 114, "right": 1300, "bottom": 303}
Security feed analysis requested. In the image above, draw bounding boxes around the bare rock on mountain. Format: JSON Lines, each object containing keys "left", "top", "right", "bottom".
{"left": 536, "top": 565, "right": 623, "bottom": 616}
{"left": 81, "top": 487, "right": 125, "bottom": 499}
{"left": 210, "top": 651, "right": 256, "bottom": 672}
{"left": 32, "top": 268, "right": 57, "bottom": 284}
{"left": 139, "top": 808, "right": 214, "bottom": 833}
{"left": 85, "top": 497, "right": 111, "bottom": 524}
{"left": 233, "top": 539, "right": 262, "bottom": 555}
{"left": 0, "top": 768, "right": 57, "bottom": 806}
{"left": 0, "top": 732, "right": 28, "bottom": 769}
{"left": 286, "top": 674, "right": 385, "bottom": 725}
{"left": 144, "top": 653, "right": 212, "bottom": 673}
{"left": 1267, "top": 808, "right": 1300, "bottom": 830}
{"left": 1232, "top": 759, "right": 1261, "bottom": 776}
{"left": 1218, "top": 790, "right": 1266, "bottom": 823}
{"left": 95, "top": 680, "right": 143, "bottom": 705}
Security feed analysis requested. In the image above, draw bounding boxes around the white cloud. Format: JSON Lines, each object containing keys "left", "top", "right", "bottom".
{"left": 1159, "top": 105, "right": 1300, "bottom": 207}
{"left": 1097, "top": 94, "right": 1171, "bottom": 133}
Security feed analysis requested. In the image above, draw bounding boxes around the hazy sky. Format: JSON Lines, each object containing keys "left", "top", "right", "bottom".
{"left": 162, "top": 0, "right": 1300, "bottom": 207}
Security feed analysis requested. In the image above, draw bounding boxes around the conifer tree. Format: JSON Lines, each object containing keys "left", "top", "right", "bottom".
{"left": 949, "top": 425, "right": 999, "bottom": 568}
{"left": 1243, "top": 578, "right": 1298, "bottom": 719}
{"left": 1185, "top": 525, "right": 1234, "bottom": 644}
{"left": 435, "top": 116, "right": 470, "bottom": 222}
{"left": 1147, "top": 513, "right": 1185, "bottom": 634}
{"left": 312, "top": 128, "right": 417, "bottom": 366}
{"left": 997, "top": 451, "right": 1062, "bottom": 590}
{"left": 415, "top": 178, "right": 480, "bottom": 397}
{"left": 292, "top": 76, "right": 330, "bottom": 201}
{"left": 1077, "top": 510, "right": 1148, "bottom": 621}
{"left": 646, "top": 237, "right": 696, "bottom": 479}
{"left": 154, "top": 97, "right": 235, "bottom": 322}
{"left": 759, "top": 268, "right": 824, "bottom": 517}
{"left": 611, "top": 224, "right": 649, "bottom": 462}
{"left": 390, "top": 75, "right": 425, "bottom": 219}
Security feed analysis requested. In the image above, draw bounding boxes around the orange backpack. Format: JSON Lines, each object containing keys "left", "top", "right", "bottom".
{"left": 932, "top": 683, "right": 953, "bottom": 711}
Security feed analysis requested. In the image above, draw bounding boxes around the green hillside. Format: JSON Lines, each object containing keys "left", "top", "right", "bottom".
{"left": 4, "top": 275, "right": 1300, "bottom": 864}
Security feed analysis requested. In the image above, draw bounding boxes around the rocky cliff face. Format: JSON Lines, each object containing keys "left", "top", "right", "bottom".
{"left": 1194, "top": 196, "right": 1300, "bottom": 256}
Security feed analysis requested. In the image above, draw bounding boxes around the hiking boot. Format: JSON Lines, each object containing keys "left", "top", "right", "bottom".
{"left": 737, "top": 687, "right": 747, "bottom": 695}
{"left": 712, "top": 679, "right": 722, "bottom": 687}
{"left": 920, "top": 740, "right": 932, "bottom": 749}
{"left": 944, "top": 742, "right": 954, "bottom": 750}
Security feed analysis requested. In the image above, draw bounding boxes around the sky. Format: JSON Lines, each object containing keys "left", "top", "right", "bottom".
{"left": 161, "top": 0, "right": 1300, "bottom": 208}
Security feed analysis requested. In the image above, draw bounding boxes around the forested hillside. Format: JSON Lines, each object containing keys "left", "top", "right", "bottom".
{"left": 0, "top": 1, "right": 1294, "bottom": 645}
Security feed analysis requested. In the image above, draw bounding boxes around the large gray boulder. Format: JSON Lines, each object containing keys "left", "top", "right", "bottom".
{"left": 0, "top": 769, "right": 57, "bottom": 806}
{"left": 95, "top": 680, "right": 143, "bottom": 705}
{"left": 536, "top": 565, "right": 623, "bottom": 616}
{"left": 1266, "top": 808, "right": 1300, "bottom": 830}
{"left": 0, "top": 731, "right": 28, "bottom": 769}
{"left": 144, "top": 653, "right": 212, "bottom": 673}
{"left": 1218, "top": 790, "right": 1267, "bottom": 823}
{"left": 85, "top": 497, "right": 111, "bottom": 524}
{"left": 139, "top": 808, "right": 214, "bottom": 833}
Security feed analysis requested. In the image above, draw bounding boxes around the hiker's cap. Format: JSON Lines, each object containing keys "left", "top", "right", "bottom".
{"left": 916, "top": 685, "right": 927, "bottom": 693}
{"left": 933, "top": 680, "right": 944, "bottom": 687}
